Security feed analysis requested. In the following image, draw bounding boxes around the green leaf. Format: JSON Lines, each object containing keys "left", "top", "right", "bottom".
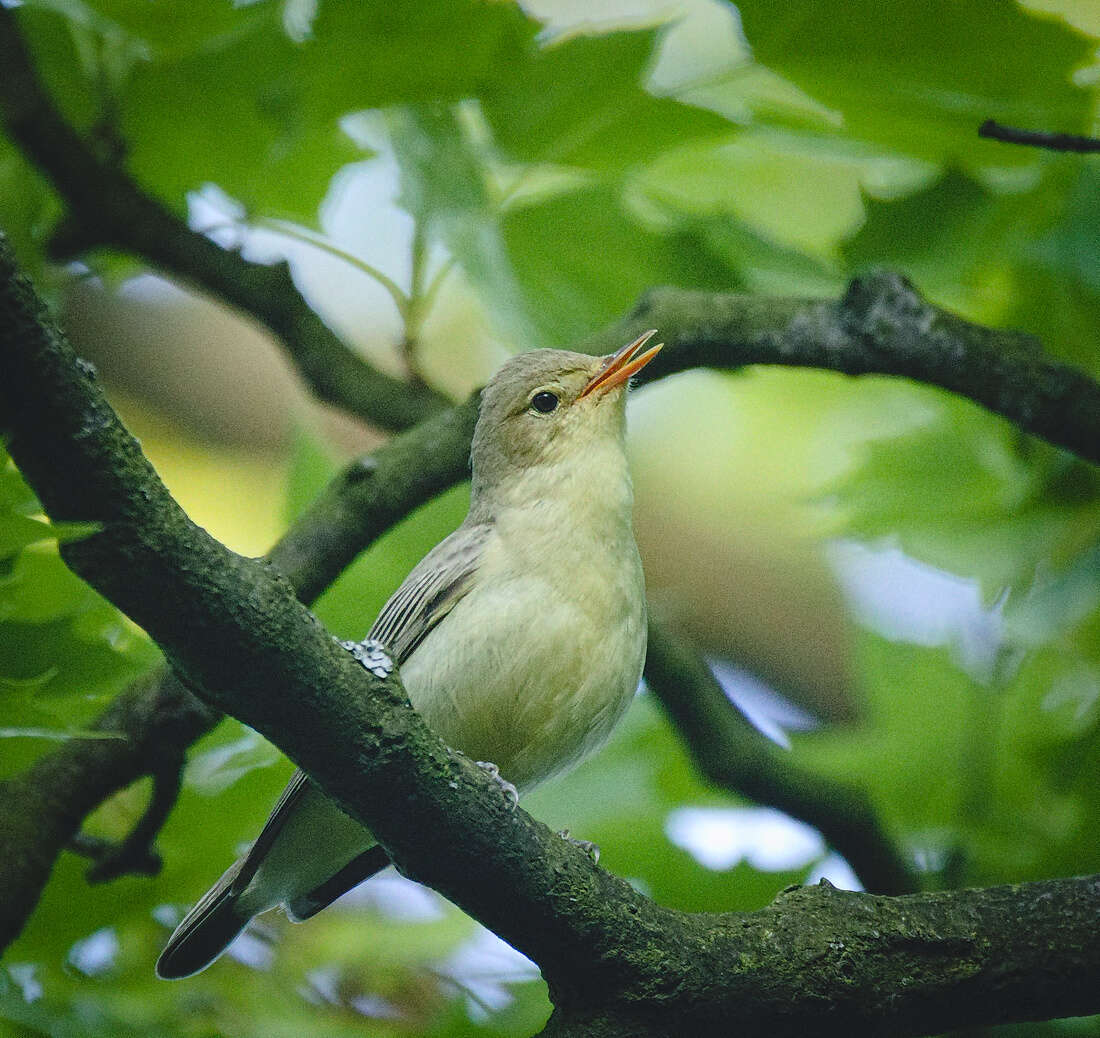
{"left": 794, "top": 632, "right": 1100, "bottom": 888}
{"left": 312, "top": 483, "right": 472, "bottom": 641}
{"left": 637, "top": 130, "right": 903, "bottom": 262}
{"left": 480, "top": 27, "right": 733, "bottom": 173}
{"left": 0, "top": 515, "right": 55, "bottom": 559}
{"left": 734, "top": 0, "right": 1097, "bottom": 165}
{"left": 0, "top": 726, "right": 125, "bottom": 740}
{"left": 845, "top": 170, "right": 1010, "bottom": 306}
{"left": 500, "top": 183, "right": 735, "bottom": 346}
{"left": 841, "top": 165, "right": 1088, "bottom": 323}
{"left": 184, "top": 728, "right": 283, "bottom": 796}
{"left": 0, "top": 143, "right": 60, "bottom": 284}
{"left": 389, "top": 106, "right": 540, "bottom": 348}
{"left": 17, "top": 0, "right": 539, "bottom": 222}
{"left": 0, "top": 458, "right": 101, "bottom": 556}
{"left": 1006, "top": 546, "right": 1100, "bottom": 650}
{"left": 1032, "top": 165, "right": 1100, "bottom": 300}
{"left": 831, "top": 395, "right": 1100, "bottom": 589}
{"left": 693, "top": 216, "right": 842, "bottom": 296}
{"left": 0, "top": 451, "right": 160, "bottom": 777}
{"left": 1010, "top": 163, "right": 1100, "bottom": 375}
{"left": 283, "top": 423, "right": 471, "bottom": 639}
{"left": 112, "top": 8, "right": 362, "bottom": 223}
{"left": 282, "top": 422, "right": 341, "bottom": 526}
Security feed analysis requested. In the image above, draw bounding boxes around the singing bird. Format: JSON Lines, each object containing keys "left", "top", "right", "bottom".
{"left": 156, "top": 332, "right": 663, "bottom": 979}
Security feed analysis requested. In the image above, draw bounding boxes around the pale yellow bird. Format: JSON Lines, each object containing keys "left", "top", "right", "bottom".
{"left": 157, "top": 332, "right": 662, "bottom": 979}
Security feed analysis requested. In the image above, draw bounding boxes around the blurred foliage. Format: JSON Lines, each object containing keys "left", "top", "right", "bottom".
{"left": 2, "top": 0, "right": 1100, "bottom": 1035}
{"left": 0, "top": 451, "right": 159, "bottom": 781}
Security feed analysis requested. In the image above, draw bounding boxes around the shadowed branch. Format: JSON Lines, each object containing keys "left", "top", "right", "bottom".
{"left": 644, "top": 621, "right": 918, "bottom": 895}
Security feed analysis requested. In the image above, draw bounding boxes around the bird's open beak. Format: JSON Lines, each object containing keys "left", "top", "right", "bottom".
{"left": 579, "top": 329, "right": 663, "bottom": 399}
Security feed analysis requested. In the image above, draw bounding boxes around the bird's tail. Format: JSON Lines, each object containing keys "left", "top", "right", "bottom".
{"left": 156, "top": 861, "right": 249, "bottom": 980}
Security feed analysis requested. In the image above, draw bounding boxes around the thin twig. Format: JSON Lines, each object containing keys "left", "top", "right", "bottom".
{"left": 257, "top": 217, "right": 411, "bottom": 321}
{"left": 979, "top": 118, "right": 1100, "bottom": 154}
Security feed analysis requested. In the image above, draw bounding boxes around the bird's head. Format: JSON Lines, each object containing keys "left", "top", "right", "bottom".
{"left": 470, "top": 331, "right": 662, "bottom": 510}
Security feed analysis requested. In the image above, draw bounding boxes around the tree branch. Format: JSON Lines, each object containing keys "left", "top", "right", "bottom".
{"left": 0, "top": 387, "right": 478, "bottom": 950}
{"left": 0, "top": 5, "right": 449, "bottom": 431}
{"left": 979, "top": 118, "right": 1100, "bottom": 154}
{"left": 2, "top": 233, "right": 1098, "bottom": 1037}
{"left": 4, "top": 231, "right": 1100, "bottom": 952}
{"left": 583, "top": 274, "right": 1100, "bottom": 465}
{"left": 0, "top": 668, "right": 214, "bottom": 950}
{"left": 70, "top": 746, "right": 185, "bottom": 883}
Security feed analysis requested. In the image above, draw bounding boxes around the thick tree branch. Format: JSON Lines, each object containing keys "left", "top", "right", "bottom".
{"left": 644, "top": 622, "right": 917, "bottom": 895}
{"left": 535, "top": 874, "right": 1100, "bottom": 1037}
{"left": 0, "top": 385, "right": 477, "bottom": 951}
{"left": 4, "top": 228, "right": 1100, "bottom": 954}
{"left": 2, "top": 232, "right": 1099, "bottom": 1037}
{"left": 0, "top": 5, "right": 449, "bottom": 431}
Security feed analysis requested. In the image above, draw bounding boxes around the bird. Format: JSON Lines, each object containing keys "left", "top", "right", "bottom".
{"left": 156, "top": 331, "right": 663, "bottom": 979}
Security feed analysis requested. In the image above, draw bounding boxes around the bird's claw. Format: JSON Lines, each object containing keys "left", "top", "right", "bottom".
{"left": 558, "top": 828, "right": 600, "bottom": 864}
{"left": 476, "top": 760, "right": 519, "bottom": 810}
{"left": 340, "top": 638, "right": 394, "bottom": 679}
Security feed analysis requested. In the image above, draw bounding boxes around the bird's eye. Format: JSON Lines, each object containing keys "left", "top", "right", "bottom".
{"left": 530, "top": 391, "right": 559, "bottom": 414}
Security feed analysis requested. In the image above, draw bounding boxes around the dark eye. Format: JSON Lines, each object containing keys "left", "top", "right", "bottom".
{"left": 530, "top": 391, "right": 559, "bottom": 414}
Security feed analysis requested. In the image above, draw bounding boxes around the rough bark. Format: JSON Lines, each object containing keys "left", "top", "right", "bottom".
{"left": 0, "top": 367, "right": 477, "bottom": 949}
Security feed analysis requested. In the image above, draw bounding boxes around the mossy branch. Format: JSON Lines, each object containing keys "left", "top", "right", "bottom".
{"left": 5, "top": 238, "right": 1100, "bottom": 960}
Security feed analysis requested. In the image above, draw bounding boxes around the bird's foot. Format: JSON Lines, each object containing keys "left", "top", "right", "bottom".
{"left": 340, "top": 638, "right": 394, "bottom": 679}
{"left": 558, "top": 828, "right": 600, "bottom": 864}
{"left": 476, "top": 760, "right": 519, "bottom": 810}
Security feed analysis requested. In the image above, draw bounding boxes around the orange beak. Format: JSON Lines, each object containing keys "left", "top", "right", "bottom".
{"left": 579, "top": 329, "right": 663, "bottom": 399}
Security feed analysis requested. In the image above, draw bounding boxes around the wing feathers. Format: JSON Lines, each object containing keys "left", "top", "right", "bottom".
{"left": 369, "top": 522, "right": 492, "bottom": 661}
{"left": 156, "top": 859, "right": 248, "bottom": 979}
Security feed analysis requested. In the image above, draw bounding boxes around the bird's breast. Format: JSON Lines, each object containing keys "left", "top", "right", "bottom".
{"left": 400, "top": 512, "right": 646, "bottom": 793}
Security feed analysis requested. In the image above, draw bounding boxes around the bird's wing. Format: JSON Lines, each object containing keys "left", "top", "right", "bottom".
{"left": 230, "top": 521, "right": 494, "bottom": 897}
{"left": 367, "top": 520, "right": 493, "bottom": 660}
